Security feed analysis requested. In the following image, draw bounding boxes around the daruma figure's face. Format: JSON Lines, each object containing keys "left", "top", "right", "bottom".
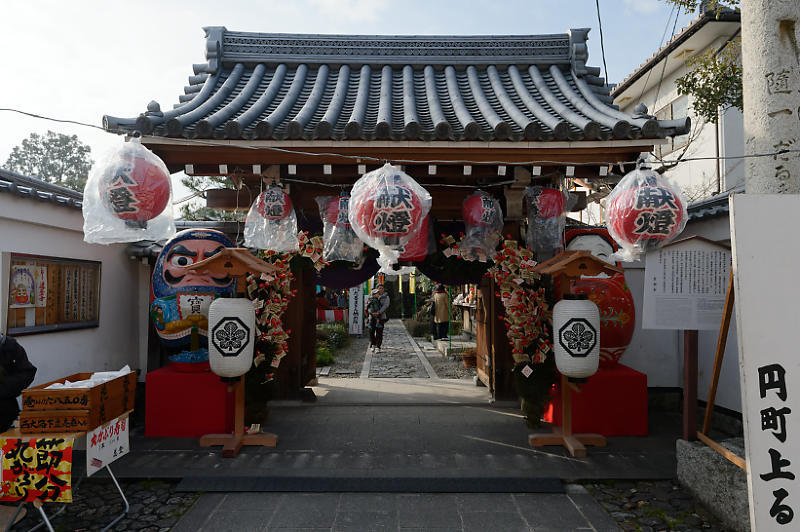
{"left": 152, "top": 229, "right": 236, "bottom": 299}
{"left": 162, "top": 239, "right": 230, "bottom": 290}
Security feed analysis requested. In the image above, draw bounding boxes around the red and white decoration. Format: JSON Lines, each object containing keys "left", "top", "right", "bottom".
{"left": 244, "top": 184, "right": 299, "bottom": 252}
{"left": 317, "top": 194, "right": 363, "bottom": 263}
{"left": 317, "top": 308, "right": 347, "bottom": 323}
{"left": 349, "top": 163, "right": 431, "bottom": 272}
{"left": 83, "top": 137, "right": 175, "bottom": 243}
{"left": 460, "top": 190, "right": 503, "bottom": 261}
{"left": 605, "top": 166, "right": 687, "bottom": 262}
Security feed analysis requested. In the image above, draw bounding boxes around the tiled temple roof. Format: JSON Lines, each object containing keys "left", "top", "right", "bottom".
{"left": 104, "top": 27, "right": 689, "bottom": 143}
{"left": 0, "top": 168, "right": 83, "bottom": 209}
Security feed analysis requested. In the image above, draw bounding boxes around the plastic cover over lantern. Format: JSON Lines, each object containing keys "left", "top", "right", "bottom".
{"left": 605, "top": 165, "right": 687, "bottom": 262}
{"left": 244, "top": 184, "right": 299, "bottom": 252}
{"left": 460, "top": 190, "right": 504, "bottom": 261}
{"left": 316, "top": 194, "right": 363, "bottom": 263}
{"left": 83, "top": 137, "right": 176, "bottom": 243}
{"left": 348, "top": 163, "right": 432, "bottom": 272}
{"left": 525, "top": 187, "right": 571, "bottom": 261}
{"left": 208, "top": 298, "right": 256, "bottom": 378}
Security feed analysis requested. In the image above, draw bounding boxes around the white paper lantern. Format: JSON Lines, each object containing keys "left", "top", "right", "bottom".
{"left": 208, "top": 298, "right": 255, "bottom": 378}
{"left": 553, "top": 293, "right": 600, "bottom": 382}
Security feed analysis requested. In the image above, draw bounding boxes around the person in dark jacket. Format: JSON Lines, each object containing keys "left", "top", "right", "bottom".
{"left": 0, "top": 333, "right": 37, "bottom": 433}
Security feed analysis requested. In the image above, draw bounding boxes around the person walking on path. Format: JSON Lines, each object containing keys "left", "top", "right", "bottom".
{"left": 366, "top": 285, "right": 390, "bottom": 351}
{"left": 432, "top": 284, "right": 450, "bottom": 340}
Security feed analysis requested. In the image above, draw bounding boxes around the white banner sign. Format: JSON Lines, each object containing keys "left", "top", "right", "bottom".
{"left": 348, "top": 287, "right": 364, "bottom": 335}
{"left": 642, "top": 237, "right": 730, "bottom": 330}
{"left": 731, "top": 195, "right": 800, "bottom": 531}
{"left": 86, "top": 412, "right": 130, "bottom": 477}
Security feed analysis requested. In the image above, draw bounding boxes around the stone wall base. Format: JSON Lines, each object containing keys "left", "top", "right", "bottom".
{"left": 676, "top": 438, "right": 749, "bottom": 532}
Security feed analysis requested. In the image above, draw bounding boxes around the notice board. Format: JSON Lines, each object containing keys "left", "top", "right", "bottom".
{"left": 642, "top": 236, "right": 731, "bottom": 330}
{"left": 731, "top": 194, "right": 800, "bottom": 531}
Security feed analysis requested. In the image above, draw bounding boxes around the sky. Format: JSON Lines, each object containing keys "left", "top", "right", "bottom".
{"left": 0, "top": 0, "right": 695, "bottom": 202}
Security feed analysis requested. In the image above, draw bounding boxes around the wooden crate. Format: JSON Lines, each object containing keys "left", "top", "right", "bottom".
{"left": 20, "top": 372, "right": 136, "bottom": 433}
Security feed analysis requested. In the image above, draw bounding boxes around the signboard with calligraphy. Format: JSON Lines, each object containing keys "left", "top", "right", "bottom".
{"left": 348, "top": 287, "right": 364, "bottom": 336}
{"left": 731, "top": 195, "right": 800, "bottom": 530}
{"left": 86, "top": 413, "right": 130, "bottom": 477}
{"left": 642, "top": 237, "right": 731, "bottom": 330}
{"left": 0, "top": 435, "right": 74, "bottom": 503}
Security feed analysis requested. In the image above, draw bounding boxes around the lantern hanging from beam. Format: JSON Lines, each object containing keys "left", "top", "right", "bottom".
{"left": 460, "top": 190, "right": 503, "bottom": 261}
{"left": 83, "top": 137, "right": 175, "bottom": 243}
{"left": 244, "top": 184, "right": 299, "bottom": 252}
{"left": 349, "top": 163, "right": 432, "bottom": 272}
{"left": 316, "top": 193, "right": 363, "bottom": 263}
{"left": 525, "top": 187, "right": 570, "bottom": 262}
{"left": 553, "top": 293, "right": 600, "bottom": 382}
{"left": 605, "top": 165, "right": 687, "bottom": 262}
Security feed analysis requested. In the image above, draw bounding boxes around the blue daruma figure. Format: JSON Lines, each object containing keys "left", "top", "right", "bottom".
{"left": 150, "top": 229, "right": 236, "bottom": 350}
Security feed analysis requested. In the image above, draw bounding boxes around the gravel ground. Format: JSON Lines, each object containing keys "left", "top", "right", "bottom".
{"left": 414, "top": 336, "right": 477, "bottom": 379}
{"left": 7, "top": 478, "right": 197, "bottom": 531}
{"left": 582, "top": 479, "right": 733, "bottom": 532}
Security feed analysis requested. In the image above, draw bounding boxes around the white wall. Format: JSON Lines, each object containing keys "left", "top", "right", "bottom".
{"left": 618, "top": 214, "right": 742, "bottom": 413}
{"left": 0, "top": 193, "right": 142, "bottom": 386}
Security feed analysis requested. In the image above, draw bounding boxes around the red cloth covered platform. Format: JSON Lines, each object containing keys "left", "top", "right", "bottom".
{"left": 145, "top": 365, "right": 234, "bottom": 437}
{"left": 543, "top": 363, "right": 648, "bottom": 436}
{"left": 317, "top": 308, "right": 346, "bottom": 322}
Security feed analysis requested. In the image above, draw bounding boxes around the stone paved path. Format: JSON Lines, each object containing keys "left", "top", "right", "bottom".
{"left": 364, "top": 319, "right": 437, "bottom": 379}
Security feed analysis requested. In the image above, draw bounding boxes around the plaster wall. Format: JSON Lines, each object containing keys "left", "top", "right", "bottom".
{"left": 620, "top": 214, "right": 742, "bottom": 413}
{"left": 0, "top": 193, "right": 142, "bottom": 386}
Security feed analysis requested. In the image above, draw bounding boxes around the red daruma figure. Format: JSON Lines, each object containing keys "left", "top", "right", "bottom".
{"left": 605, "top": 165, "right": 687, "bottom": 262}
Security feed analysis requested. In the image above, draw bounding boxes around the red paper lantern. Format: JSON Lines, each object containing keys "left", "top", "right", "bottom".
{"left": 353, "top": 181, "right": 425, "bottom": 239}
{"left": 535, "top": 188, "right": 565, "bottom": 219}
{"left": 399, "top": 215, "right": 430, "bottom": 261}
{"left": 256, "top": 186, "right": 292, "bottom": 220}
{"left": 606, "top": 184, "right": 684, "bottom": 247}
{"left": 100, "top": 152, "right": 170, "bottom": 221}
{"left": 572, "top": 274, "right": 635, "bottom": 368}
{"left": 463, "top": 192, "right": 500, "bottom": 227}
{"left": 325, "top": 196, "right": 351, "bottom": 227}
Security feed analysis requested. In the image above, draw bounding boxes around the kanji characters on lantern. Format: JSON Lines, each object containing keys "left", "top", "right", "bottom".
{"left": 460, "top": 190, "right": 504, "bottom": 261}
{"left": 244, "top": 184, "right": 299, "bottom": 252}
{"left": 525, "top": 187, "right": 570, "bottom": 261}
{"left": 349, "top": 163, "right": 431, "bottom": 271}
{"left": 316, "top": 194, "right": 363, "bottom": 263}
{"left": 605, "top": 166, "right": 687, "bottom": 262}
{"left": 83, "top": 137, "right": 176, "bottom": 243}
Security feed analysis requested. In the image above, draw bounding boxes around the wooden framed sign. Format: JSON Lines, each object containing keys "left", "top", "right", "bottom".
{"left": 642, "top": 236, "right": 731, "bottom": 330}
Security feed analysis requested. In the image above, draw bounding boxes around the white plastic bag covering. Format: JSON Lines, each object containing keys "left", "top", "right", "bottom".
{"left": 83, "top": 137, "right": 175, "bottom": 244}
{"left": 460, "top": 190, "right": 503, "bottom": 261}
{"left": 244, "top": 184, "right": 299, "bottom": 252}
{"left": 348, "top": 163, "right": 432, "bottom": 272}
{"left": 605, "top": 166, "right": 687, "bottom": 262}
{"left": 316, "top": 194, "right": 363, "bottom": 263}
{"left": 525, "top": 187, "right": 572, "bottom": 261}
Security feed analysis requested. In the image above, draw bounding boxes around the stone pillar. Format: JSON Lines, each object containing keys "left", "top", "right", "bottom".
{"left": 741, "top": 0, "right": 800, "bottom": 193}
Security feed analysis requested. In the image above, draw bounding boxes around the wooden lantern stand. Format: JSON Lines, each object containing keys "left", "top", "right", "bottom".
{"left": 186, "top": 248, "right": 281, "bottom": 458}
{"left": 527, "top": 250, "right": 623, "bottom": 457}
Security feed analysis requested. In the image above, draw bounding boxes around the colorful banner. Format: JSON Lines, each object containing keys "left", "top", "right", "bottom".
{"left": 1, "top": 436, "right": 74, "bottom": 502}
{"left": 86, "top": 413, "right": 130, "bottom": 477}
